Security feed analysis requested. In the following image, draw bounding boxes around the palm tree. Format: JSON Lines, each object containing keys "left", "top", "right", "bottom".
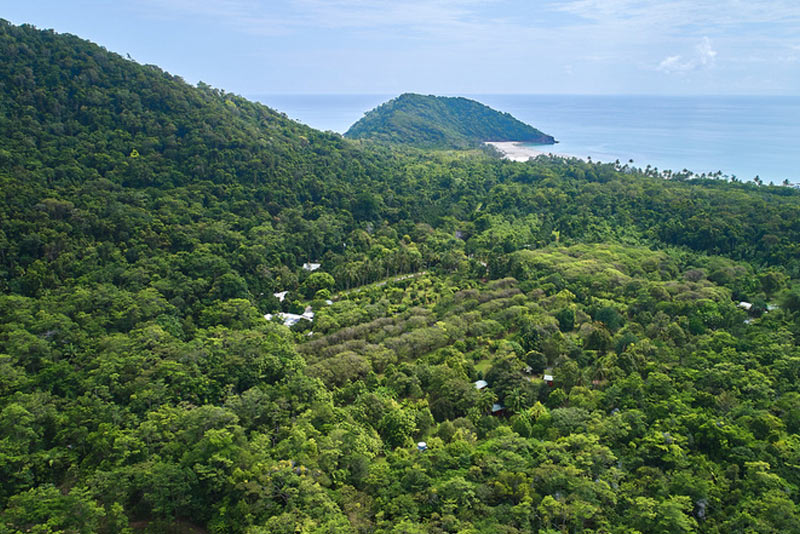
{"left": 592, "top": 353, "right": 616, "bottom": 384}
{"left": 476, "top": 389, "right": 497, "bottom": 414}
{"left": 505, "top": 389, "right": 524, "bottom": 414}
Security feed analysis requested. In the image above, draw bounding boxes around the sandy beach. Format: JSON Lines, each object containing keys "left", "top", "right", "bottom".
{"left": 485, "top": 141, "right": 575, "bottom": 162}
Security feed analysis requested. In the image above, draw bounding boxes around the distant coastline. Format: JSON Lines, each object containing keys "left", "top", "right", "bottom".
{"left": 254, "top": 94, "right": 800, "bottom": 183}
{"left": 485, "top": 141, "right": 578, "bottom": 162}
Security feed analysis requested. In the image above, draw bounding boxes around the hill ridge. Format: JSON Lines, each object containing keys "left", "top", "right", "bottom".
{"left": 3, "top": 20, "right": 800, "bottom": 534}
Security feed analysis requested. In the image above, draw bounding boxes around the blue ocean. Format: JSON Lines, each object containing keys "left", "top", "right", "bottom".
{"left": 251, "top": 94, "right": 800, "bottom": 183}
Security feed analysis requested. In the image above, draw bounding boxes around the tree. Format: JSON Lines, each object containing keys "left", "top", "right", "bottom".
{"left": 300, "top": 272, "right": 335, "bottom": 298}
{"left": 555, "top": 308, "right": 575, "bottom": 332}
{"left": 594, "top": 306, "right": 624, "bottom": 332}
{"left": 0, "top": 485, "right": 112, "bottom": 534}
{"left": 626, "top": 496, "right": 697, "bottom": 534}
{"left": 378, "top": 402, "right": 417, "bottom": 449}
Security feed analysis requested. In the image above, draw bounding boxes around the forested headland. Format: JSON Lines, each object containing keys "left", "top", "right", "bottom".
{"left": 344, "top": 93, "right": 556, "bottom": 149}
{"left": 2, "top": 20, "right": 800, "bottom": 534}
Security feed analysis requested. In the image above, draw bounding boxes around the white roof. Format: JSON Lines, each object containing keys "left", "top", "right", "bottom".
{"left": 281, "top": 313, "right": 304, "bottom": 326}
{"left": 474, "top": 380, "right": 488, "bottom": 389}
{"left": 491, "top": 403, "right": 504, "bottom": 412}
{"left": 543, "top": 374, "right": 554, "bottom": 382}
{"left": 273, "top": 291, "right": 288, "bottom": 302}
{"left": 302, "top": 262, "right": 322, "bottom": 271}
{"left": 265, "top": 312, "right": 313, "bottom": 327}
{"left": 738, "top": 301, "right": 753, "bottom": 310}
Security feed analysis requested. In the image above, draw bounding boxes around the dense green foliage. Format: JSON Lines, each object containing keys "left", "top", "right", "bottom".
{"left": 344, "top": 93, "right": 556, "bottom": 149}
{"left": 2, "top": 20, "right": 800, "bottom": 534}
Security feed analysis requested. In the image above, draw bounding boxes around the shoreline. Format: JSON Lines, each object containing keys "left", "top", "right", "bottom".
{"left": 485, "top": 141, "right": 579, "bottom": 162}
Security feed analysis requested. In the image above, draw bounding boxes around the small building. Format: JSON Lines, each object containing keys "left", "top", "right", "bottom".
{"left": 417, "top": 442, "right": 427, "bottom": 452}
{"left": 280, "top": 313, "right": 305, "bottom": 327}
{"left": 265, "top": 312, "right": 313, "bottom": 327}
{"left": 302, "top": 262, "right": 322, "bottom": 272}
{"left": 491, "top": 403, "right": 505, "bottom": 416}
{"left": 273, "top": 291, "right": 288, "bottom": 302}
{"left": 473, "top": 380, "right": 488, "bottom": 390}
{"left": 738, "top": 301, "right": 753, "bottom": 311}
{"left": 543, "top": 374, "right": 554, "bottom": 386}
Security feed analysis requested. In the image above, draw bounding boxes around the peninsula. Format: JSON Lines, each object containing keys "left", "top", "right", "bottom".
{"left": 344, "top": 93, "right": 556, "bottom": 149}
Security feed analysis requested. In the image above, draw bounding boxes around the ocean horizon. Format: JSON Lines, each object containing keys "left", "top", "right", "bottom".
{"left": 251, "top": 93, "right": 800, "bottom": 184}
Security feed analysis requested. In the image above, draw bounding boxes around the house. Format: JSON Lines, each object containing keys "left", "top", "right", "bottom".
{"left": 302, "top": 262, "right": 322, "bottom": 271}
{"left": 281, "top": 314, "right": 305, "bottom": 327}
{"left": 543, "top": 374, "right": 554, "bottom": 386}
{"left": 473, "top": 379, "right": 488, "bottom": 390}
{"left": 738, "top": 301, "right": 753, "bottom": 311}
{"left": 491, "top": 403, "right": 505, "bottom": 416}
{"left": 417, "top": 442, "right": 427, "bottom": 452}
{"left": 264, "top": 311, "right": 314, "bottom": 327}
{"left": 273, "top": 291, "right": 288, "bottom": 302}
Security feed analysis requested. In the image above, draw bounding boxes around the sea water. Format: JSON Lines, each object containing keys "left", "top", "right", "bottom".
{"left": 251, "top": 94, "right": 800, "bottom": 183}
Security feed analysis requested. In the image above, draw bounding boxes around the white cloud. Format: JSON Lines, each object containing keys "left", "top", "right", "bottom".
{"left": 695, "top": 36, "right": 717, "bottom": 66}
{"left": 559, "top": 0, "right": 800, "bottom": 29}
{"left": 138, "top": 0, "right": 573, "bottom": 60}
{"left": 141, "top": 0, "right": 505, "bottom": 38}
{"left": 657, "top": 55, "right": 685, "bottom": 72}
{"left": 144, "top": 0, "right": 258, "bottom": 20}
{"left": 657, "top": 36, "right": 717, "bottom": 73}
{"left": 140, "top": 0, "right": 296, "bottom": 35}
{"left": 293, "top": 0, "right": 492, "bottom": 29}
{"left": 132, "top": 0, "right": 800, "bottom": 94}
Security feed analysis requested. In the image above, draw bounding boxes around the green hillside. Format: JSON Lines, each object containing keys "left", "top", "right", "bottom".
{"left": 344, "top": 93, "right": 556, "bottom": 149}
{"left": 2, "top": 20, "right": 800, "bottom": 534}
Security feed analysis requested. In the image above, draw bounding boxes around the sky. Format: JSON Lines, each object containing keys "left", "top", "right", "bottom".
{"left": 4, "top": 0, "right": 800, "bottom": 95}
